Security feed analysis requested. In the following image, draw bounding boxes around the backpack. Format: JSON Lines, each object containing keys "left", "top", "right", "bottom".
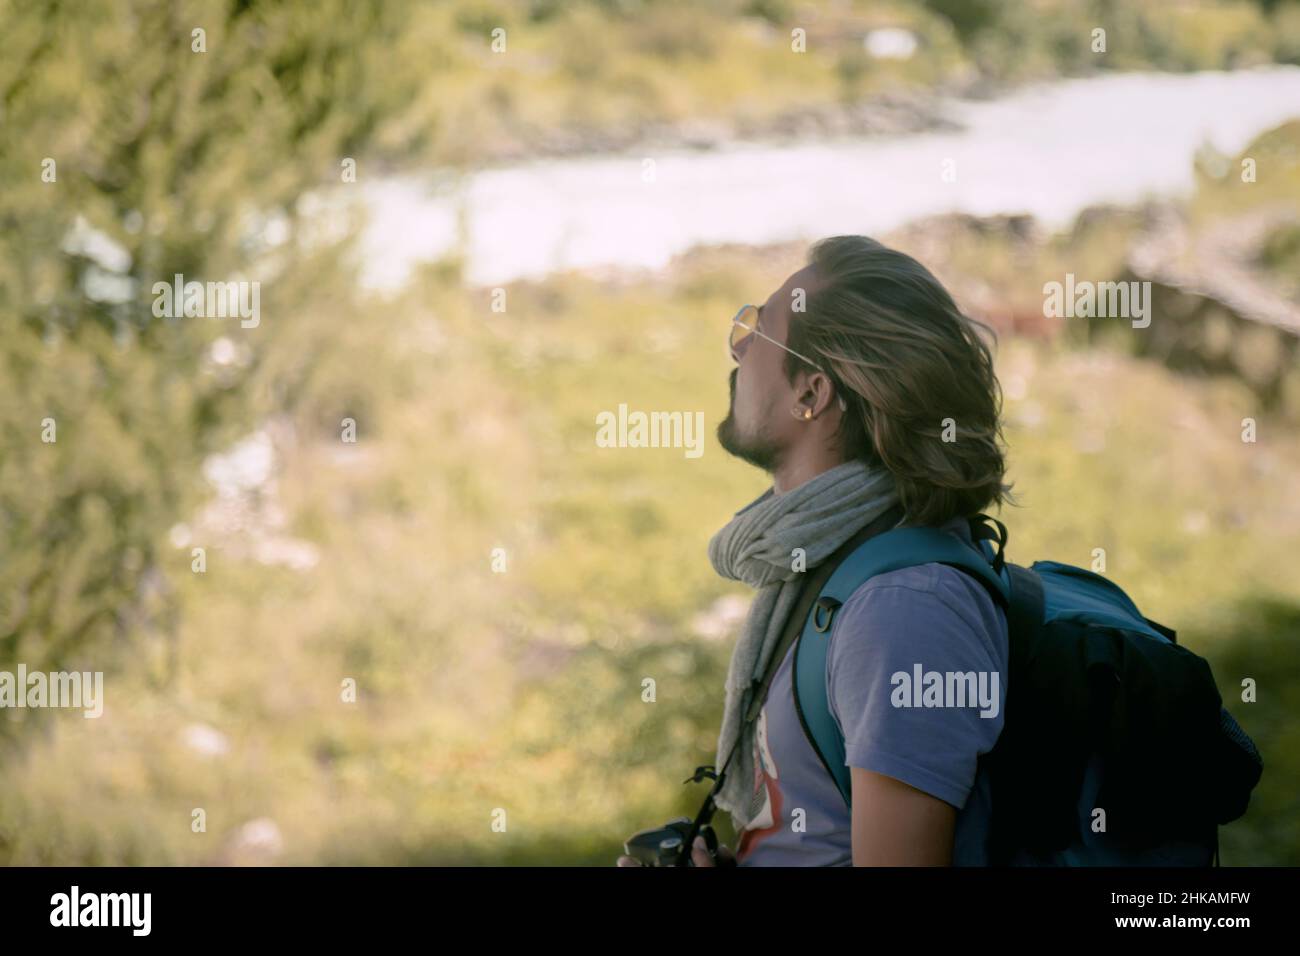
{"left": 789, "top": 511, "right": 1264, "bottom": 866}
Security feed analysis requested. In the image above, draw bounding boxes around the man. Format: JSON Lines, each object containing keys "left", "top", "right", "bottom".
{"left": 619, "top": 235, "right": 1014, "bottom": 867}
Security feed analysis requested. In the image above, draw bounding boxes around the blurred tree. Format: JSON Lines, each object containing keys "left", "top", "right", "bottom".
{"left": 0, "top": 0, "right": 432, "bottom": 693}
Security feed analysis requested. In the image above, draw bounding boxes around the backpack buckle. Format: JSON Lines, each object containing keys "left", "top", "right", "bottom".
{"left": 812, "top": 596, "right": 841, "bottom": 633}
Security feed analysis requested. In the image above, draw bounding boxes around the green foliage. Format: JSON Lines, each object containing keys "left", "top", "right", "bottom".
{"left": 0, "top": 0, "right": 430, "bottom": 679}
{"left": 1194, "top": 596, "right": 1300, "bottom": 865}
{"left": 921, "top": 0, "right": 1000, "bottom": 43}
{"left": 6, "top": 241, "right": 1297, "bottom": 864}
{"left": 1259, "top": 222, "right": 1300, "bottom": 281}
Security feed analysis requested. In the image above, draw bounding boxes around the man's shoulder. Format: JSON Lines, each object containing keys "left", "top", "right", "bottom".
{"left": 842, "top": 562, "right": 993, "bottom": 627}
{"left": 834, "top": 516, "right": 1007, "bottom": 639}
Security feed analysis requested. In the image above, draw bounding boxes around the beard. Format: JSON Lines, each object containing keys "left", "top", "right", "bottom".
{"left": 717, "top": 370, "right": 783, "bottom": 473}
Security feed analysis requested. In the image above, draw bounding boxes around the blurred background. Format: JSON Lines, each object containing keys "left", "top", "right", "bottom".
{"left": 1, "top": 0, "right": 1297, "bottom": 865}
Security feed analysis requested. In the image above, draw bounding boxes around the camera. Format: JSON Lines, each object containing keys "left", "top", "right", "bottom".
{"left": 623, "top": 817, "right": 720, "bottom": 867}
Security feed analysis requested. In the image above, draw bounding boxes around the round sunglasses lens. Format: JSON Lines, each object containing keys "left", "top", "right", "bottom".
{"left": 730, "top": 307, "right": 756, "bottom": 357}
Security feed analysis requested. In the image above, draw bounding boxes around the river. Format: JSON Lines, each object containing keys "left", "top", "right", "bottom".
{"left": 345, "top": 66, "right": 1300, "bottom": 292}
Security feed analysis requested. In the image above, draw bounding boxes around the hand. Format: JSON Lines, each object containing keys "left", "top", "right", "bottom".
{"left": 616, "top": 836, "right": 737, "bottom": 867}
{"left": 691, "top": 835, "right": 737, "bottom": 867}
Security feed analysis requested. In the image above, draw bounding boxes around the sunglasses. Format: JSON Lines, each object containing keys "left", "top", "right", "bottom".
{"left": 729, "top": 304, "right": 827, "bottom": 371}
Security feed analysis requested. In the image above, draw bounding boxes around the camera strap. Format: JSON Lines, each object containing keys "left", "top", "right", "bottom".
{"left": 678, "top": 501, "right": 906, "bottom": 863}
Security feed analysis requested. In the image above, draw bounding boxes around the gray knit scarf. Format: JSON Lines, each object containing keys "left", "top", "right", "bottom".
{"left": 707, "top": 459, "right": 901, "bottom": 832}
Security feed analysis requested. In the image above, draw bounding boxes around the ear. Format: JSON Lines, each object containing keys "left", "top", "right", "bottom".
{"left": 799, "top": 371, "right": 841, "bottom": 418}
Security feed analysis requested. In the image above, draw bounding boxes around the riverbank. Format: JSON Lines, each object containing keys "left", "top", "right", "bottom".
{"left": 395, "top": 0, "right": 1300, "bottom": 169}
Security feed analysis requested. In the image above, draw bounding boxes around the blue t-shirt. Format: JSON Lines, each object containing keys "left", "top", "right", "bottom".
{"left": 735, "top": 516, "right": 1009, "bottom": 866}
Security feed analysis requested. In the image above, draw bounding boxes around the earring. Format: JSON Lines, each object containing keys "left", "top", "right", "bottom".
{"left": 793, "top": 406, "right": 812, "bottom": 421}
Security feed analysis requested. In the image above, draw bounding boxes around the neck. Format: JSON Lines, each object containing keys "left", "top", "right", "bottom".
{"left": 773, "top": 445, "right": 846, "bottom": 495}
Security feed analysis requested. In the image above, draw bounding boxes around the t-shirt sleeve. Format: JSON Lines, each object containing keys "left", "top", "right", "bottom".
{"left": 826, "top": 566, "right": 1008, "bottom": 810}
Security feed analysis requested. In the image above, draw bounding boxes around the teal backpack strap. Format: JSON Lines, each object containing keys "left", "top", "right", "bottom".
{"left": 792, "top": 526, "right": 1010, "bottom": 807}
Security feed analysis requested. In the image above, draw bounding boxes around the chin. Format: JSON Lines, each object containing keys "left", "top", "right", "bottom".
{"left": 716, "top": 416, "right": 737, "bottom": 452}
{"left": 717, "top": 416, "right": 779, "bottom": 472}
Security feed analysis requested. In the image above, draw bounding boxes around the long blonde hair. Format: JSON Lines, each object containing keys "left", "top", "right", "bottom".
{"left": 789, "top": 235, "right": 1015, "bottom": 526}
